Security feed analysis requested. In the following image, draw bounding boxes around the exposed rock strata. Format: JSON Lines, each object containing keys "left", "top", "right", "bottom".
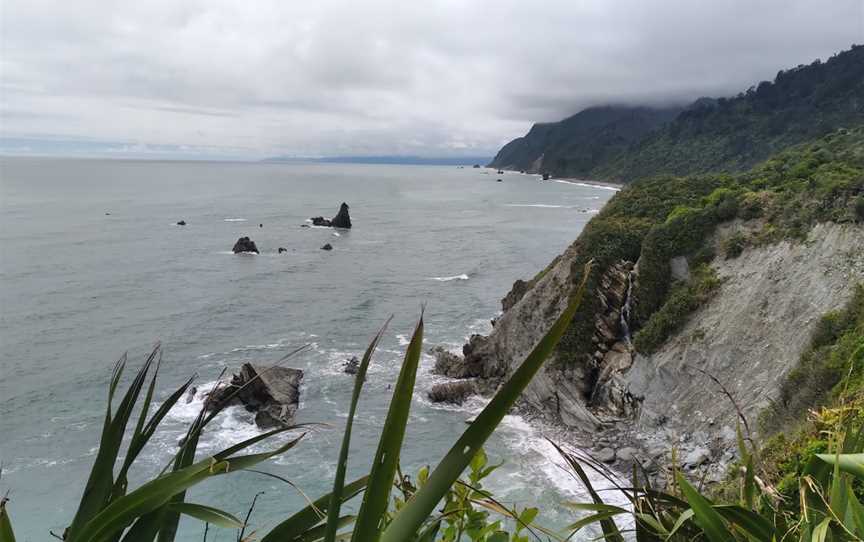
{"left": 443, "top": 221, "right": 864, "bottom": 476}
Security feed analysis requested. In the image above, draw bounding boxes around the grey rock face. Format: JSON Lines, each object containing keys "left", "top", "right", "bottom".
{"left": 626, "top": 223, "right": 864, "bottom": 446}
{"left": 501, "top": 279, "right": 530, "bottom": 312}
{"left": 210, "top": 363, "right": 303, "bottom": 428}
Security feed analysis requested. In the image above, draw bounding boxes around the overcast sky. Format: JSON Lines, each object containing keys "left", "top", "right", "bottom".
{"left": 1, "top": 0, "right": 861, "bottom": 158}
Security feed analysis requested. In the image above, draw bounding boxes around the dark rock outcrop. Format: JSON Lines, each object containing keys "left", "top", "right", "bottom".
{"left": 501, "top": 279, "right": 530, "bottom": 312}
{"left": 310, "top": 203, "right": 352, "bottom": 229}
{"left": 177, "top": 220, "right": 187, "bottom": 226}
{"left": 210, "top": 363, "right": 303, "bottom": 428}
{"left": 232, "top": 237, "right": 259, "bottom": 254}
{"left": 278, "top": 247, "right": 287, "bottom": 254}
{"left": 343, "top": 356, "right": 360, "bottom": 375}
{"left": 427, "top": 380, "right": 477, "bottom": 405}
{"left": 330, "top": 203, "right": 352, "bottom": 229}
{"left": 321, "top": 243, "right": 333, "bottom": 251}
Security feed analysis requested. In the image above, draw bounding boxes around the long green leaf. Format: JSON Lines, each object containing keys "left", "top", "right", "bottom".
{"left": 262, "top": 477, "right": 368, "bottom": 542}
{"left": 164, "top": 502, "right": 242, "bottom": 528}
{"left": 550, "top": 440, "right": 624, "bottom": 542}
{"left": 714, "top": 505, "right": 774, "bottom": 541}
{"left": 676, "top": 474, "right": 730, "bottom": 542}
{"left": 816, "top": 453, "right": 864, "bottom": 479}
{"left": 351, "top": 315, "right": 424, "bottom": 542}
{"left": 380, "top": 264, "right": 592, "bottom": 542}
{"left": 323, "top": 319, "right": 389, "bottom": 542}
{"left": 78, "top": 435, "right": 303, "bottom": 542}
{"left": 0, "top": 498, "right": 15, "bottom": 542}
{"left": 68, "top": 349, "right": 159, "bottom": 540}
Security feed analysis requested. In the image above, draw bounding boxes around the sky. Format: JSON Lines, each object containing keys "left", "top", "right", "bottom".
{"left": 1, "top": 0, "right": 862, "bottom": 159}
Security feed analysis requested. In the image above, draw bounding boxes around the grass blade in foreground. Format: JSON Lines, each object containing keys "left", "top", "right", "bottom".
{"left": 0, "top": 496, "right": 14, "bottom": 542}
{"left": 323, "top": 319, "right": 390, "bottom": 542}
{"left": 380, "top": 263, "right": 593, "bottom": 542}
{"left": 261, "top": 476, "right": 368, "bottom": 542}
{"left": 351, "top": 314, "right": 424, "bottom": 542}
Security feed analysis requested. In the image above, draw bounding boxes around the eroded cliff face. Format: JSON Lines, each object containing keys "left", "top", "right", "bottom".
{"left": 434, "top": 220, "right": 864, "bottom": 474}
{"left": 623, "top": 222, "right": 864, "bottom": 440}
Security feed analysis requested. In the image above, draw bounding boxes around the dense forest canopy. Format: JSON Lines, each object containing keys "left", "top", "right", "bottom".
{"left": 491, "top": 44, "right": 864, "bottom": 183}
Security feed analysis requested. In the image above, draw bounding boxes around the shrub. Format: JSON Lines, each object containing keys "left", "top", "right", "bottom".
{"left": 722, "top": 231, "right": 747, "bottom": 258}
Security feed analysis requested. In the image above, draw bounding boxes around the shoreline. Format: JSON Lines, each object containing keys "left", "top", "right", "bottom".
{"left": 490, "top": 167, "right": 624, "bottom": 191}
{"left": 549, "top": 177, "right": 624, "bottom": 191}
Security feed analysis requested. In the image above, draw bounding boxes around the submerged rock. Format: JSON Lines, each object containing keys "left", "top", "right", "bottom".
{"left": 321, "top": 243, "right": 333, "bottom": 251}
{"left": 427, "top": 380, "right": 476, "bottom": 405}
{"left": 278, "top": 247, "right": 287, "bottom": 254}
{"left": 232, "top": 237, "right": 259, "bottom": 254}
{"left": 177, "top": 220, "right": 187, "bottom": 226}
{"left": 210, "top": 363, "right": 303, "bottom": 429}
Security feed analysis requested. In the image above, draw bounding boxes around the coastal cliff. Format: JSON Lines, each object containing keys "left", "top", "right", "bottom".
{"left": 436, "top": 127, "right": 864, "bottom": 479}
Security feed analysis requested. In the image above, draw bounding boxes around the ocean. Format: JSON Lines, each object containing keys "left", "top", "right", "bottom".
{"left": 0, "top": 157, "right": 617, "bottom": 540}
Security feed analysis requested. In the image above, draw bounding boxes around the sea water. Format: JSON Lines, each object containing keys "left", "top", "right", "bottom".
{"left": 0, "top": 158, "right": 617, "bottom": 540}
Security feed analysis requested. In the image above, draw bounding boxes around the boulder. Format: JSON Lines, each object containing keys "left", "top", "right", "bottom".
{"left": 209, "top": 363, "right": 303, "bottom": 429}
{"left": 343, "top": 356, "right": 360, "bottom": 375}
{"left": 496, "top": 179, "right": 502, "bottom": 182}
{"left": 596, "top": 448, "right": 616, "bottom": 463}
{"left": 232, "top": 237, "right": 259, "bottom": 254}
{"left": 616, "top": 447, "right": 638, "bottom": 463}
{"left": 278, "top": 247, "right": 288, "bottom": 254}
{"left": 427, "top": 381, "right": 476, "bottom": 405}
{"left": 176, "top": 220, "right": 187, "bottom": 226}
{"left": 330, "top": 203, "right": 352, "bottom": 229}
{"left": 430, "top": 346, "right": 464, "bottom": 377}
{"left": 321, "top": 243, "right": 333, "bottom": 251}
{"left": 311, "top": 217, "right": 331, "bottom": 227}
{"left": 473, "top": 164, "right": 481, "bottom": 168}
{"left": 683, "top": 447, "right": 711, "bottom": 468}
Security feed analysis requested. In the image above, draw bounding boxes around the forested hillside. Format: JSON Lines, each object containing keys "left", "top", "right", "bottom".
{"left": 493, "top": 44, "right": 864, "bottom": 182}
{"left": 487, "top": 106, "right": 680, "bottom": 175}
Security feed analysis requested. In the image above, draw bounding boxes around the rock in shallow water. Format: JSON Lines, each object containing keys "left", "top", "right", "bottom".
{"left": 209, "top": 363, "right": 303, "bottom": 428}
{"left": 427, "top": 380, "right": 476, "bottom": 405}
{"left": 232, "top": 236, "right": 259, "bottom": 254}
{"left": 309, "top": 202, "right": 352, "bottom": 229}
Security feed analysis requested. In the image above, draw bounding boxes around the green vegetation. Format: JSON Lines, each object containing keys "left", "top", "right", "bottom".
{"left": 487, "top": 105, "right": 681, "bottom": 176}
{"left": 754, "top": 285, "right": 864, "bottom": 503}
{"left": 598, "top": 45, "right": 864, "bottom": 182}
{"left": 554, "top": 126, "right": 864, "bottom": 366}
{"left": 555, "top": 410, "right": 864, "bottom": 540}
{"left": 491, "top": 45, "right": 864, "bottom": 182}
{"left": 633, "top": 264, "right": 722, "bottom": 354}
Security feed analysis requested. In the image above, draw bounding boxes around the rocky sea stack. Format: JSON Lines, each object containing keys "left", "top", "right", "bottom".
{"left": 310, "top": 202, "right": 352, "bottom": 229}
{"left": 209, "top": 363, "right": 303, "bottom": 428}
{"left": 232, "top": 237, "right": 259, "bottom": 254}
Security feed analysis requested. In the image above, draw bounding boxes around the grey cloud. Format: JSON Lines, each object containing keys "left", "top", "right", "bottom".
{"left": 1, "top": 0, "right": 860, "bottom": 157}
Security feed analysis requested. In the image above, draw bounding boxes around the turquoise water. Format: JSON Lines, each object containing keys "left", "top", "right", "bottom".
{"left": 0, "top": 158, "right": 616, "bottom": 540}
